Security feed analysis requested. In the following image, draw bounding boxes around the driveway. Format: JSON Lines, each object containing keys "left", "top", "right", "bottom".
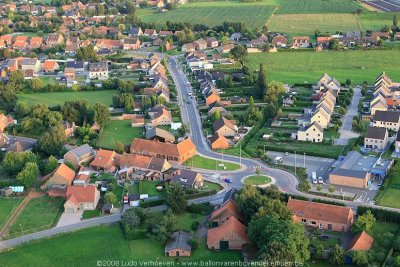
{"left": 336, "top": 86, "right": 362, "bottom": 145}
{"left": 56, "top": 210, "right": 83, "bottom": 227}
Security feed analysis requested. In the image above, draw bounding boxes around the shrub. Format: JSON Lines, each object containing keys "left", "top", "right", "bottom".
{"left": 188, "top": 238, "right": 199, "bottom": 250}
{"left": 191, "top": 221, "right": 200, "bottom": 231}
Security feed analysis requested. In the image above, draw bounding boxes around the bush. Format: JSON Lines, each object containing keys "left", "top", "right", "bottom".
{"left": 122, "top": 223, "right": 147, "bottom": 240}
{"left": 186, "top": 203, "right": 213, "bottom": 215}
{"left": 188, "top": 238, "right": 199, "bottom": 250}
{"left": 191, "top": 221, "right": 200, "bottom": 231}
{"left": 139, "top": 199, "right": 165, "bottom": 208}
{"left": 357, "top": 206, "right": 400, "bottom": 223}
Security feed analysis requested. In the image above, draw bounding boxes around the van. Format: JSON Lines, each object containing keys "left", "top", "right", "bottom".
{"left": 274, "top": 157, "right": 283, "bottom": 164}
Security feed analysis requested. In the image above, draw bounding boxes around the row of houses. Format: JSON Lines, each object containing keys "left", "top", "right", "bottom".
{"left": 297, "top": 73, "right": 340, "bottom": 143}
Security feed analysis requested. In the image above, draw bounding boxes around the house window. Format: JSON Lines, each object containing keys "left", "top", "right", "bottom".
{"left": 299, "top": 211, "right": 303, "bottom": 216}
{"left": 310, "top": 221, "right": 316, "bottom": 225}
{"left": 301, "top": 219, "right": 307, "bottom": 223}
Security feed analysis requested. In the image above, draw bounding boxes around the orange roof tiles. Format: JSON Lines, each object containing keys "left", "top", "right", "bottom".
{"left": 211, "top": 199, "right": 243, "bottom": 222}
{"left": 66, "top": 185, "right": 97, "bottom": 203}
{"left": 287, "top": 198, "right": 353, "bottom": 225}
{"left": 117, "top": 153, "right": 152, "bottom": 169}
{"left": 348, "top": 231, "right": 374, "bottom": 251}
{"left": 207, "top": 216, "right": 249, "bottom": 248}
{"left": 43, "top": 60, "right": 57, "bottom": 71}
{"left": 90, "top": 149, "right": 117, "bottom": 169}
{"left": 130, "top": 138, "right": 196, "bottom": 159}
{"left": 54, "top": 163, "right": 76, "bottom": 184}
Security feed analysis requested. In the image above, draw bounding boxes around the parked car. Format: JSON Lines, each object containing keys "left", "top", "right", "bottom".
{"left": 318, "top": 177, "right": 324, "bottom": 184}
{"left": 224, "top": 178, "right": 232, "bottom": 183}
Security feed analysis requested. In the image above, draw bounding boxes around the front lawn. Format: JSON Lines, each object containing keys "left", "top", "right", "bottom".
{"left": 97, "top": 120, "right": 145, "bottom": 149}
{"left": 376, "top": 162, "right": 400, "bottom": 209}
{"left": 5, "top": 196, "right": 64, "bottom": 239}
{"left": 0, "top": 197, "right": 23, "bottom": 229}
{"left": 0, "top": 225, "right": 242, "bottom": 266}
{"left": 129, "top": 180, "right": 165, "bottom": 198}
{"left": 81, "top": 210, "right": 101, "bottom": 220}
{"left": 174, "top": 212, "right": 204, "bottom": 232}
{"left": 17, "top": 90, "right": 116, "bottom": 107}
{"left": 245, "top": 175, "right": 272, "bottom": 186}
{"left": 183, "top": 155, "right": 241, "bottom": 171}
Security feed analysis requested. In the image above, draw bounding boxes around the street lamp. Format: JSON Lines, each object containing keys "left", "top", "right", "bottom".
{"left": 19, "top": 224, "right": 24, "bottom": 243}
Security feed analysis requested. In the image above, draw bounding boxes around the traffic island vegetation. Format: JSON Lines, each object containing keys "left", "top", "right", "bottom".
{"left": 245, "top": 175, "right": 272, "bottom": 186}
{"left": 183, "top": 155, "right": 241, "bottom": 171}
{"left": 4, "top": 196, "right": 64, "bottom": 240}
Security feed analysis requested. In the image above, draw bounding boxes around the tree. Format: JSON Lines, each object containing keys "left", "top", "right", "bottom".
{"left": 351, "top": 250, "right": 369, "bottom": 266}
{"left": 328, "top": 39, "right": 340, "bottom": 50}
{"left": 147, "top": 210, "right": 176, "bottom": 243}
{"left": 352, "top": 210, "right": 376, "bottom": 234}
{"left": 93, "top": 102, "right": 110, "bottom": 127}
{"left": 166, "top": 183, "right": 187, "bottom": 214}
{"left": 316, "top": 185, "right": 322, "bottom": 191}
{"left": 329, "top": 185, "right": 335, "bottom": 193}
{"left": 345, "top": 78, "right": 352, "bottom": 86}
{"left": 211, "top": 109, "right": 221, "bottom": 122}
{"left": 121, "top": 208, "right": 143, "bottom": 227}
{"left": 104, "top": 192, "right": 117, "bottom": 204}
{"left": 44, "top": 155, "right": 58, "bottom": 175}
{"left": 16, "top": 162, "right": 39, "bottom": 189}
{"left": 331, "top": 244, "right": 345, "bottom": 266}
{"left": 394, "top": 14, "right": 398, "bottom": 28}
{"left": 230, "top": 45, "right": 247, "bottom": 61}
{"left": 115, "top": 142, "right": 125, "bottom": 154}
{"left": 315, "top": 244, "right": 324, "bottom": 260}
{"left": 2, "top": 151, "right": 37, "bottom": 176}
{"left": 235, "top": 184, "right": 268, "bottom": 223}
{"left": 38, "top": 125, "right": 67, "bottom": 156}
{"left": 254, "top": 63, "right": 268, "bottom": 99}
{"left": 264, "top": 81, "right": 285, "bottom": 105}
{"left": 31, "top": 79, "right": 42, "bottom": 92}
{"left": 248, "top": 215, "right": 310, "bottom": 263}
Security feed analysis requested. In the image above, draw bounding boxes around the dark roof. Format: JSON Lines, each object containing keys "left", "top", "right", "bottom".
{"left": 222, "top": 188, "right": 238, "bottom": 204}
{"left": 165, "top": 231, "right": 191, "bottom": 252}
{"left": 397, "top": 130, "right": 400, "bottom": 142}
{"left": 148, "top": 158, "right": 168, "bottom": 172}
{"left": 365, "top": 126, "right": 387, "bottom": 140}
{"left": 331, "top": 168, "right": 368, "bottom": 179}
{"left": 146, "top": 127, "right": 175, "bottom": 142}
{"left": 67, "top": 144, "right": 94, "bottom": 159}
{"left": 171, "top": 169, "right": 200, "bottom": 187}
{"left": 213, "top": 117, "right": 235, "bottom": 132}
{"left": 65, "top": 61, "right": 84, "bottom": 69}
{"left": 373, "top": 110, "right": 400, "bottom": 123}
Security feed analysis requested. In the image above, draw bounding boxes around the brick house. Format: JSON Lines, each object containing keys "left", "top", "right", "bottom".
{"left": 209, "top": 132, "right": 230, "bottom": 150}
{"left": 64, "top": 144, "right": 96, "bottom": 168}
{"left": 170, "top": 169, "right": 204, "bottom": 189}
{"left": 348, "top": 231, "right": 374, "bottom": 251}
{"left": 287, "top": 198, "right": 354, "bottom": 232}
{"left": 210, "top": 199, "right": 244, "bottom": 227}
{"left": 165, "top": 231, "right": 192, "bottom": 257}
{"left": 213, "top": 117, "right": 237, "bottom": 137}
{"left": 130, "top": 138, "right": 196, "bottom": 163}
{"left": 43, "top": 163, "right": 76, "bottom": 189}
{"left": 64, "top": 185, "right": 100, "bottom": 214}
{"left": 207, "top": 216, "right": 249, "bottom": 250}
{"left": 90, "top": 149, "right": 118, "bottom": 173}
{"left": 43, "top": 60, "right": 60, "bottom": 74}
{"left": 151, "top": 108, "right": 172, "bottom": 126}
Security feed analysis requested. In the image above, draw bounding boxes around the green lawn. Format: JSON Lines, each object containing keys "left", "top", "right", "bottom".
{"left": 202, "top": 181, "right": 223, "bottom": 191}
{"left": 130, "top": 180, "right": 165, "bottom": 198}
{"left": 138, "top": 1, "right": 278, "bottom": 29}
{"left": 17, "top": 90, "right": 116, "bottom": 107}
{"left": 0, "top": 197, "right": 23, "bottom": 229}
{"left": 245, "top": 175, "right": 272, "bottom": 186}
{"left": 376, "top": 163, "right": 400, "bottom": 209}
{"left": 184, "top": 155, "right": 241, "bottom": 171}
{"left": 5, "top": 196, "right": 64, "bottom": 239}
{"left": 81, "top": 210, "right": 101, "bottom": 220}
{"left": 0, "top": 225, "right": 242, "bottom": 266}
{"left": 246, "top": 50, "right": 400, "bottom": 85}
{"left": 174, "top": 212, "right": 204, "bottom": 232}
{"left": 97, "top": 120, "right": 145, "bottom": 149}
{"left": 359, "top": 12, "right": 400, "bottom": 31}
{"left": 276, "top": 0, "right": 364, "bottom": 13}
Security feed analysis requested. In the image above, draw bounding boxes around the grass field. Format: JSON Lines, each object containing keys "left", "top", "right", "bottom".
{"left": 276, "top": 0, "right": 363, "bottom": 14}
{"left": 245, "top": 175, "right": 272, "bottom": 185}
{"left": 138, "top": 1, "right": 278, "bottom": 29}
{"left": 130, "top": 180, "right": 166, "bottom": 198}
{"left": 0, "top": 197, "right": 22, "bottom": 229}
{"left": 5, "top": 196, "right": 64, "bottom": 239}
{"left": 0, "top": 226, "right": 242, "bottom": 266}
{"left": 97, "top": 120, "right": 145, "bottom": 149}
{"left": 174, "top": 212, "right": 204, "bottom": 232}
{"left": 359, "top": 12, "right": 400, "bottom": 31}
{"left": 376, "top": 162, "right": 400, "bottom": 209}
{"left": 17, "top": 90, "right": 116, "bottom": 107}
{"left": 268, "top": 13, "right": 360, "bottom": 35}
{"left": 184, "top": 155, "right": 241, "bottom": 171}
{"left": 246, "top": 50, "right": 400, "bottom": 84}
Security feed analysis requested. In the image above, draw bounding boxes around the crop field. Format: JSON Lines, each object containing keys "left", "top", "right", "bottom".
{"left": 358, "top": 12, "right": 400, "bottom": 30}
{"left": 267, "top": 13, "right": 361, "bottom": 35}
{"left": 138, "top": 1, "right": 278, "bottom": 28}
{"left": 276, "top": 0, "right": 364, "bottom": 14}
{"left": 246, "top": 50, "right": 400, "bottom": 84}
{"left": 17, "top": 90, "right": 116, "bottom": 107}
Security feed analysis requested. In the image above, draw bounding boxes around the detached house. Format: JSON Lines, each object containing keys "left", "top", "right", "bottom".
{"left": 291, "top": 36, "right": 310, "bottom": 48}
{"left": 348, "top": 231, "right": 374, "bottom": 251}
{"left": 43, "top": 163, "right": 76, "bottom": 189}
{"left": 213, "top": 117, "right": 237, "bottom": 137}
{"left": 210, "top": 199, "right": 243, "bottom": 226}
{"left": 206, "top": 37, "right": 218, "bottom": 48}
{"left": 182, "top": 43, "right": 195, "bottom": 52}
{"left": 209, "top": 132, "right": 230, "bottom": 150}
{"left": 45, "top": 33, "right": 65, "bottom": 47}
{"left": 194, "top": 39, "right": 207, "bottom": 50}
{"left": 43, "top": 60, "right": 60, "bottom": 74}
{"left": 123, "top": 38, "right": 141, "bottom": 50}
{"left": 171, "top": 170, "right": 204, "bottom": 189}
{"left": 89, "top": 62, "right": 108, "bottom": 80}
{"left": 151, "top": 108, "right": 172, "bottom": 126}
{"left": 64, "top": 185, "right": 100, "bottom": 214}
{"left": 364, "top": 126, "right": 388, "bottom": 150}
{"left": 64, "top": 144, "right": 96, "bottom": 168}
{"left": 271, "top": 34, "right": 287, "bottom": 47}
{"left": 287, "top": 198, "right": 354, "bottom": 232}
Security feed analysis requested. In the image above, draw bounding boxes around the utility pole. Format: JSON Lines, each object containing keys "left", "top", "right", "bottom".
{"left": 263, "top": 145, "right": 266, "bottom": 156}
{"left": 240, "top": 144, "right": 242, "bottom": 165}
{"left": 294, "top": 151, "right": 297, "bottom": 175}
{"left": 222, "top": 149, "right": 224, "bottom": 165}
{"left": 303, "top": 153, "right": 306, "bottom": 168}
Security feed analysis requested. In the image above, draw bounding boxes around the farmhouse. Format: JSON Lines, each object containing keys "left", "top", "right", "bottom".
{"left": 90, "top": 149, "right": 118, "bottom": 173}
{"left": 271, "top": 34, "right": 287, "bottom": 47}
{"left": 165, "top": 231, "right": 191, "bottom": 257}
{"left": 287, "top": 198, "right": 354, "bottom": 232}
{"left": 209, "top": 132, "right": 230, "bottom": 150}
{"left": 151, "top": 108, "right": 172, "bottom": 126}
{"left": 207, "top": 216, "right": 249, "bottom": 250}
{"left": 291, "top": 36, "right": 310, "bottom": 48}
{"left": 364, "top": 126, "right": 388, "bottom": 150}
{"left": 146, "top": 127, "right": 175, "bottom": 143}
{"left": 130, "top": 138, "right": 196, "bottom": 163}
{"left": 210, "top": 199, "right": 243, "bottom": 227}
{"left": 64, "top": 185, "right": 100, "bottom": 214}
{"left": 64, "top": 144, "right": 96, "bottom": 168}
{"left": 297, "top": 122, "right": 324, "bottom": 143}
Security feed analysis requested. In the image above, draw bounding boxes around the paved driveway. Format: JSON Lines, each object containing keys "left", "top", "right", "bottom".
{"left": 56, "top": 210, "right": 83, "bottom": 228}
{"left": 336, "top": 86, "right": 362, "bottom": 145}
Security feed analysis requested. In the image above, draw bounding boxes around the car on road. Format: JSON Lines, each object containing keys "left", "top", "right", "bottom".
{"left": 224, "top": 178, "right": 231, "bottom": 183}
{"left": 378, "top": 181, "right": 383, "bottom": 187}
{"left": 284, "top": 152, "right": 289, "bottom": 156}
{"left": 312, "top": 177, "right": 318, "bottom": 184}
{"left": 187, "top": 100, "right": 191, "bottom": 104}
{"left": 318, "top": 177, "right": 324, "bottom": 184}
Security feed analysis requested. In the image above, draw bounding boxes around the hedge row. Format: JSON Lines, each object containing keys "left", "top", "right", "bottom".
{"left": 357, "top": 206, "right": 400, "bottom": 223}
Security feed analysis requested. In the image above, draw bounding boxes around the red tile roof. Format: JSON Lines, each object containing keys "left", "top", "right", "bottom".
{"left": 348, "top": 231, "right": 374, "bottom": 251}
{"left": 66, "top": 185, "right": 97, "bottom": 204}
{"left": 90, "top": 149, "right": 117, "bottom": 169}
{"left": 130, "top": 138, "right": 196, "bottom": 160}
{"left": 207, "top": 216, "right": 249, "bottom": 248}
{"left": 53, "top": 163, "right": 76, "bottom": 184}
{"left": 211, "top": 199, "right": 243, "bottom": 222}
{"left": 287, "top": 198, "right": 353, "bottom": 225}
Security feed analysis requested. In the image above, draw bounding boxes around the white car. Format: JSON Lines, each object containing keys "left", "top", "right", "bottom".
{"left": 312, "top": 177, "right": 318, "bottom": 184}
{"left": 318, "top": 177, "right": 324, "bottom": 184}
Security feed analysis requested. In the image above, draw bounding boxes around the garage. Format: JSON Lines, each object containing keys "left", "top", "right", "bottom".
{"left": 66, "top": 208, "right": 75, "bottom": 214}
